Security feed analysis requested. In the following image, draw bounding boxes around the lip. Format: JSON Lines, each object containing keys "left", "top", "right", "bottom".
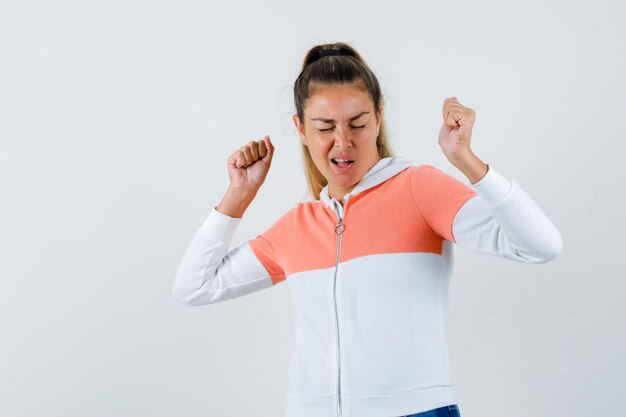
{"left": 330, "top": 159, "right": 355, "bottom": 174}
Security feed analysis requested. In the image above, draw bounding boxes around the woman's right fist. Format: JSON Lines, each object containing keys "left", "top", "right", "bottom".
{"left": 226, "top": 135, "right": 275, "bottom": 193}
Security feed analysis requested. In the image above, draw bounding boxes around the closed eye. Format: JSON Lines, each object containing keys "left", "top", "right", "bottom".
{"left": 319, "top": 125, "right": 367, "bottom": 132}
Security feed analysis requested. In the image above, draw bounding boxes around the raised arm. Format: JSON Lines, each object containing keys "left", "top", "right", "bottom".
{"left": 412, "top": 162, "right": 562, "bottom": 264}
{"left": 413, "top": 97, "right": 563, "bottom": 263}
{"left": 171, "top": 135, "right": 281, "bottom": 306}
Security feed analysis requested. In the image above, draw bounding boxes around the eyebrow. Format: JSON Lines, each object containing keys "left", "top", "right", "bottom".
{"left": 311, "top": 111, "right": 369, "bottom": 123}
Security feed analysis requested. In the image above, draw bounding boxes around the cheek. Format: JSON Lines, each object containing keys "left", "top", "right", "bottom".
{"left": 306, "top": 141, "right": 329, "bottom": 164}
{"left": 310, "top": 138, "right": 333, "bottom": 156}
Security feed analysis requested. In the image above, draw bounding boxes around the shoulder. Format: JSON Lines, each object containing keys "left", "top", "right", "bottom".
{"left": 406, "top": 163, "right": 440, "bottom": 176}
{"left": 407, "top": 163, "right": 465, "bottom": 186}
{"left": 388, "top": 163, "right": 442, "bottom": 189}
{"left": 265, "top": 197, "right": 326, "bottom": 222}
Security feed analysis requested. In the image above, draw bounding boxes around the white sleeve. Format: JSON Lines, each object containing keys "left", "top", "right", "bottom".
{"left": 452, "top": 165, "right": 563, "bottom": 264}
{"left": 171, "top": 207, "right": 274, "bottom": 306}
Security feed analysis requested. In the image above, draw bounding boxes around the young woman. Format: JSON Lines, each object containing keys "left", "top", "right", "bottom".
{"left": 172, "top": 42, "right": 562, "bottom": 417}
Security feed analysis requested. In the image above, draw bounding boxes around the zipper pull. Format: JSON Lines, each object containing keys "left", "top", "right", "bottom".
{"left": 335, "top": 217, "right": 345, "bottom": 235}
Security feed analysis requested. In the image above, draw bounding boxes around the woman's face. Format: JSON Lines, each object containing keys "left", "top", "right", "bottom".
{"left": 293, "top": 83, "right": 383, "bottom": 201}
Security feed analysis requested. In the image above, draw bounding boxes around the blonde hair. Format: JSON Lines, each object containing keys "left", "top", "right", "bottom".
{"left": 293, "top": 42, "right": 395, "bottom": 201}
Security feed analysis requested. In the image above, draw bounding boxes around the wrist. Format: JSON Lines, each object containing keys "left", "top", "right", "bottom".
{"left": 226, "top": 185, "right": 258, "bottom": 201}
{"left": 449, "top": 151, "right": 488, "bottom": 185}
{"left": 216, "top": 187, "right": 257, "bottom": 218}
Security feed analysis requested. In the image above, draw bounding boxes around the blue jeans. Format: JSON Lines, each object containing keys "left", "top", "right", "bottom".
{"left": 402, "top": 403, "right": 461, "bottom": 417}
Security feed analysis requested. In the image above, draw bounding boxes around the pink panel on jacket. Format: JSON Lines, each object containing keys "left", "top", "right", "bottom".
{"left": 248, "top": 165, "right": 477, "bottom": 284}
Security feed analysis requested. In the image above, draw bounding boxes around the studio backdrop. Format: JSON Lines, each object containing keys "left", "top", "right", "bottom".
{"left": 1, "top": 1, "right": 624, "bottom": 417}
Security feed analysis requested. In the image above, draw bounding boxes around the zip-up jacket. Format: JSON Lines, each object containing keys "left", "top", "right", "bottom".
{"left": 172, "top": 156, "right": 563, "bottom": 417}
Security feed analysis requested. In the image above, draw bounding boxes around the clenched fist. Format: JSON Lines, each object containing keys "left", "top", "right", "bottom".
{"left": 438, "top": 97, "right": 476, "bottom": 162}
{"left": 226, "top": 135, "right": 275, "bottom": 194}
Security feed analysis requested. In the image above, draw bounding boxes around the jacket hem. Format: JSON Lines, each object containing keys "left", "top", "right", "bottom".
{"left": 284, "top": 385, "right": 457, "bottom": 417}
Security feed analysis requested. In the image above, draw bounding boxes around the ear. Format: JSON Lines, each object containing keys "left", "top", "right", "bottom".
{"left": 376, "top": 104, "right": 383, "bottom": 134}
{"left": 293, "top": 114, "right": 308, "bottom": 146}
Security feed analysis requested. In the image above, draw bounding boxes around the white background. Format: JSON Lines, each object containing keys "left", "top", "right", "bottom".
{"left": 1, "top": 1, "right": 624, "bottom": 416}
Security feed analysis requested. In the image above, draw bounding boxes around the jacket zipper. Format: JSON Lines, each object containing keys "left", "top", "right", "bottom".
{"left": 330, "top": 196, "right": 349, "bottom": 417}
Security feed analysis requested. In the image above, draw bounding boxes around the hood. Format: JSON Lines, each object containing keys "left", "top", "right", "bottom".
{"left": 319, "top": 155, "right": 418, "bottom": 208}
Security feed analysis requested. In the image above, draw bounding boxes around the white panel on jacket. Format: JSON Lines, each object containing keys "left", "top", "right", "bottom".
{"left": 172, "top": 236, "right": 273, "bottom": 306}
{"left": 452, "top": 171, "right": 563, "bottom": 264}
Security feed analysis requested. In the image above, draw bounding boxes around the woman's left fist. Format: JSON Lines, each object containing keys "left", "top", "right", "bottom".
{"left": 438, "top": 97, "right": 476, "bottom": 161}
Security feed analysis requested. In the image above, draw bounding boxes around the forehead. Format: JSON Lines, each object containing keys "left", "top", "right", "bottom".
{"left": 306, "top": 84, "right": 372, "bottom": 121}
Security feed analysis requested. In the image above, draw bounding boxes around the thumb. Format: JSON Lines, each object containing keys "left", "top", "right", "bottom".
{"left": 262, "top": 135, "right": 275, "bottom": 166}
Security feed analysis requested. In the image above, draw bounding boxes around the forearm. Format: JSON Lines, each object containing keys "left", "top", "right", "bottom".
{"left": 449, "top": 150, "right": 489, "bottom": 185}
{"left": 172, "top": 206, "right": 272, "bottom": 306}
{"left": 215, "top": 186, "right": 257, "bottom": 218}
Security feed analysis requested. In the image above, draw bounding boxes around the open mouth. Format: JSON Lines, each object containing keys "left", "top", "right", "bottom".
{"left": 331, "top": 158, "right": 354, "bottom": 167}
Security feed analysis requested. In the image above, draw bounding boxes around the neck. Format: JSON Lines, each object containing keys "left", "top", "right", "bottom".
{"left": 328, "top": 185, "right": 353, "bottom": 203}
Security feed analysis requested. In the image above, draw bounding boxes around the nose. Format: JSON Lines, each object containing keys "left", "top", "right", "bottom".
{"left": 333, "top": 126, "right": 354, "bottom": 149}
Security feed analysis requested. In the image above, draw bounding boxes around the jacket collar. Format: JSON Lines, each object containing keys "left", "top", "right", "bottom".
{"left": 319, "top": 155, "right": 418, "bottom": 208}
